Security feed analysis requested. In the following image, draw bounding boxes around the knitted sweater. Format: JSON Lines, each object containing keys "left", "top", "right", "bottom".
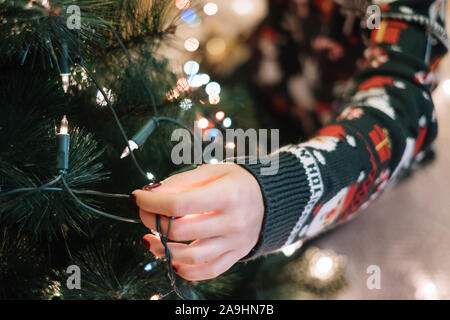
{"left": 240, "top": 0, "right": 449, "bottom": 260}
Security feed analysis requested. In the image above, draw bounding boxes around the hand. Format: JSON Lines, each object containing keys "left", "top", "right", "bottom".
{"left": 131, "top": 163, "right": 265, "bottom": 281}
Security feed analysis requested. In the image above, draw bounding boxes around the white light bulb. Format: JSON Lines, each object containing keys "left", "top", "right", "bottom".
{"left": 59, "top": 115, "right": 69, "bottom": 134}
{"left": 61, "top": 73, "right": 70, "bottom": 93}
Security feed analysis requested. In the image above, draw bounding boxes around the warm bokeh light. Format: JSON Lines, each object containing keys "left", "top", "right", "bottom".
{"left": 205, "top": 81, "right": 221, "bottom": 96}
{"left": 176, "top": 0, "right": 190, "bottom": 10}
{"left": 215, "top": 111, "right": 225, "bottom": 121}
{"left": 188, "top": 74, "right": 204, "bottom": 87}
{"left": 176, "top": 78, "right": 190, "bottom": 92}
{"left": 198, "top": 117, "right": 209, "bottom": 129}
{"left": 166, "top": 88, "right": 180, "bottom": 101}
{"left": 203, "top": 2, "right": 218, "bottom": 16}
{"left": 309, "top": 254, "right": 335, "bottom": 281}
{"left": 183, "top": 60, "right": 200, "bottom": 75}
{"left": 184, "top": 37, "right": 200, "bottom": 52}
{"left": 232, "top": 0, "right": 254, "bottom": 15}
{"left": 206, "top": 37, "right": 226, "bottom": 56}
{"left": 209, "top": 94, "right": 220, "bottom": 104}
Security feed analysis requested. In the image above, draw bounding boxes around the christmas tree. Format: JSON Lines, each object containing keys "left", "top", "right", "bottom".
{"left": 0, "top": 0, "right": 348, "bottom": 300}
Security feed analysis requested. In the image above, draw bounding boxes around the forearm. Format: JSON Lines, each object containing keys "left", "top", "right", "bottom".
{"left": 241, "top": 0, "right": 447, "bottom": 259}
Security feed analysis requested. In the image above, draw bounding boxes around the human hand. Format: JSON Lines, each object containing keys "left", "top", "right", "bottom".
{"left": 131, "top": 163, "right": 265, "bottom": 281}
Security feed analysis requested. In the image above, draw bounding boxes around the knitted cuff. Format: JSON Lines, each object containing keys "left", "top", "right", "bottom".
{"left": 237, "top": 150, "right": 312, "bottom": 261}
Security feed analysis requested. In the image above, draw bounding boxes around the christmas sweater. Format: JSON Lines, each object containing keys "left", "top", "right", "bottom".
{"left": 240, "top": 0, "right": 449, "bottom": 260}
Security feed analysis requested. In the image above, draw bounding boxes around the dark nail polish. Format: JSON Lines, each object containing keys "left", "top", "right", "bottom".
{"left": 142, "top": 182, "right": 162, "bottom": 191}
{"left": 141, "top": 237, "right": 151, "bottom": 250}
{"left": 129, "top": 193, "right": 137, "bottom": 206}
{"left": 172, "top": 265, "right": 178, "bottom": 273}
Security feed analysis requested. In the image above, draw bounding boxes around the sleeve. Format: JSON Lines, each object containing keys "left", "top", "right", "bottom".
{"left": 239, "top": 0, "right": 449, "bottom": 260}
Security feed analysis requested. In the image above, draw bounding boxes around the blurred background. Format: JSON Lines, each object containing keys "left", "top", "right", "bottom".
{"left": 165, "top": 0, "right": 450, "bottom": 299}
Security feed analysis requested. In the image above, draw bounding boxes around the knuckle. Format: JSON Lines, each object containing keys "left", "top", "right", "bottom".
{"left": 187, "top": 250, "right": 204, "bottom": 265}
{"left": 230, "top": 213, "right": 246, "bottom": 232}
{"left": 168, "top": 221, "right": 183, "bottom": 241}
{"left": 168, "top": 197, "right": 185, "bottom": 216}
{"left": 227, "top": 187, "right": 240, "bottom": 206}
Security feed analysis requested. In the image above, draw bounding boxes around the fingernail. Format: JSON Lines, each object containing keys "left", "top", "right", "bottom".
{"left": 142, "top": 182, "right": 162, "bottom": 191}
{"left": 172, "top": 264, "right": 178, "bottom": 273}
{"left": 141, "top": 237, "right": 151, "bottom": 250}
{"left": 129, "top": 193, "right": 137, "bottom": 206}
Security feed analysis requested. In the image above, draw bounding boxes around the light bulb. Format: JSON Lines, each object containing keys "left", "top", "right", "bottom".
{"left": 59, "top": 115, "right": 69, "bottom": 134}
{"left": 61, "top": 73, "right": 70, "bottom": 93}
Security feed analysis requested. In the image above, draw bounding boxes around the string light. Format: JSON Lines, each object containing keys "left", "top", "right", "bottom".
{"left": 61, "top": 74, "right": 70, "bottom": 93}
{"left": 59, "top": 115, "right": 69, "bottom": 135}
{"left": 184, "top": 37, "right": 200, "bottom": 52}
{"left": 198, "top": 117, "right": 209, "bottom": 129}
{"left": 60, "top": 42, "right": 70, "bottom": 93}
{"left": 215, "top": 111, "right": 225, "bottom": 121}
{"left": 203, "top": 2, "right": 218, "bottom": 15}
{"left": 56, "top": 116, "right": 70, "bottom": 172}
{"left": 120, "top": 118, "right": 158, "bottom": 159}
{"left": 150, "top": 294, "right": 160, "bottom": 300}
{"left": 222, "top": 117, "right": 232, "bottom": 128}
{"left": 183, "top": 60, "right": 199, "bottom": 75}
{"left": 205, "top": 82, "right": 221, "bottom": 96}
